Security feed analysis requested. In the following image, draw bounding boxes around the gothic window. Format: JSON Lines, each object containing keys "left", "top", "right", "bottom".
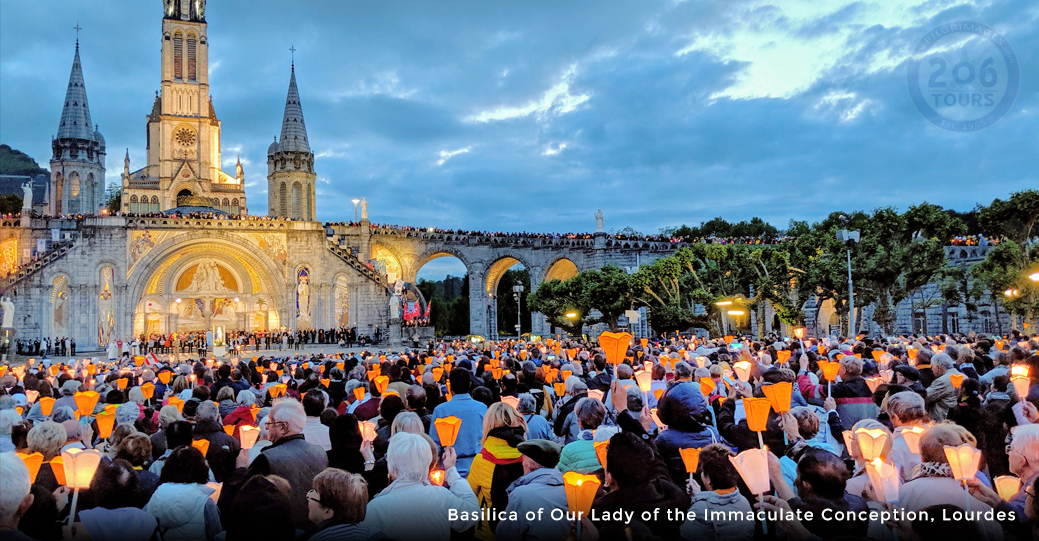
{"left": 279, "top": 182, "right": 287, "bottom": 216}
{"left": 309, "top": 184, "right": 315, "bottom": 220}
{"left": 913, "top": 310, "right": 927, "bottom": 334}
{"left": 947, "top": 311, "right": 960, "bottom": 334}
{"left": 187, "top": 36, "right": 197, "bottom": 81}
{"left": 68, "top": 173, "right": 81, "bottom": 214}
{"left": 130, "top": 195, "right": 139, "bottom": 214}
{"left": 231, "top": 198, "right": 240, "bottom": 216}
{"left": 173, "top": 33, "right": 183, "bottom": 79}
{"left": 291, "top": 182, "right": 303, "bottom": 220}
{"left": 54, "top": 173, "right": 64, "bottom": 215}
{"left": 151, "top": 196, "right": 160, "bottom": 213}
{"left": 305, "top": 184, "right": 312, "bottom": 221}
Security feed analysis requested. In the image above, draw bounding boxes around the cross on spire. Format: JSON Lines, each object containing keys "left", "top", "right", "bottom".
{"left": 290, "top": 45, "right": 296, "bottom": 68}
{"left": 74, "top": 23, "right": 82, "bottom": 47}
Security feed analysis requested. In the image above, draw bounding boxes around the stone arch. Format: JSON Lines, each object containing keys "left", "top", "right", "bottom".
{"left": 414, "top": 247, "right": 476, "bottom": 281}
{"left": 85, "top": 173, "right": 96, "bottom": 213}
{"left": 540, "top": 257, "right": 579, "bottom": 284}
{"left": 483, "top": 253, "right": 534, "bottom": 297}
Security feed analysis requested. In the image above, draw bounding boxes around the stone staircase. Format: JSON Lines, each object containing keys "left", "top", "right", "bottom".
{"left": 0, "top": 241, "right": 75, "bottom": 294}
{"left": 326, "top": 242, "right": 388, "bottom": 289}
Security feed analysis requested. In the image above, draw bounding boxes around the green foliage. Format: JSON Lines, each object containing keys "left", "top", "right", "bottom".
{"left": 0, "top": 144, "right": 48, "bottom": 177}
{"left": 666, "top": 216, "right": 779, "bottom": 240}
{"left": 0, "top": 194, "right": 23, "bottom": 214}
{"left": 496, "top": 269, "right": 531, "bottom": 337}
{"left": 106, "top": 187, "right": 122, "bottom": 214}
{"left": 417, "top": 274, "right": 470, "bottom": 336}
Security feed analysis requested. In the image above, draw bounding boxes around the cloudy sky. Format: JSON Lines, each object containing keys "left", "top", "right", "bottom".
{"left": 1, "top": 0, "right": 1036, "bottom": 243}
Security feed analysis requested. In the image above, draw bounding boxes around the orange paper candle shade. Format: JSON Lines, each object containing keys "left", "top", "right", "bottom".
{"left": 87, "top": 364, "right": 96, "bottom": 376}
{"left": 49, "top": 365, "right": 61, "bottom": 377}
{"left": 733, "top": 360, "right": 753, "bottom": 382}
{"left": 640, "top": 338, "right": 648, "bottom": 348}
{"left": 51, "top": 456, "right": 67, "bottom": 485}
{"left": 74, "top": 391, "right": 100, "bottom": 417}
{"left": 650, "top": 408, "right": 666, "bottom": 431}
{"left": 239, "top": 425, "right": 260, "bottom": 450}
{"left": 134, "top": 356, "right": 145, "bottom": 367}
{"left": 321, "top": 378, "right": 331, "bottom": 388}
{"left": 566, "top": 348, "right": 578, "bottom": 359}
{"left": 336, "top": 362, "right": 345, "bottom": 371}
{"left": 761, "top": 382, "right": 792, "bottom": 413}
{"left": 944, "top": 444, "right": 982, "bottom": 481}
{"left": 416, "top": 365, "right": 426, "bottom": 376}
{"left": 561, "top": 370, "right": 572, "bottom": 380}
{"left": 563, "top": 471, "right": 601, "bottom": 517}
{"left": 723, "top": 335, "right": 734, "bottom": 344}
{"left": 270, "top": 384, "right": 288, "bottom": 398}
{"left": 379, "top": 355, "right": 387, "bottom": 362}
{"left": 168, "top": 396, "right": 184, "bottom": 413}
{"left": 192, "top": 439, "right": 211, "bottom": 457}
{"left": 141, "top": 382, "right": 155, "bottom": 400}
{"left": 360, "top": 421, "right": 378, "bottom": 442}
{"left": 1011, "top": 376, "right": 1030, "bottom": 400}
{"left": 39, "top": 397, "right": 55, "bottom": 416}
{"left": 743, "top": 397, "right": 772, "bottom": 433}
{"left": 679, "top": 447, "right": 701, "bottom": 474}
{"left": 871, "top": 350, "right": 885, "bottom": 362}
{"left": 775, "top": 350, "right": 791, "bottom": 364}
{"left": 818, "top": 360, "right": 841, "bottom": 381}
{"left": 490, "top": 367, "right": 503, "bottom": 380}
{"left": 435, "top": 416, "right": 463, "bottom": 447}
{"left": 502, "top": 396, "right": 520, "bottom": 410}
{"left": 18, "top": 452, "right": 44, "bottom": 484}
{"left": 901, "top": 426, "right": 925, "bottom": 455}
{"left": 729, "top": 447, "right": 771, "bottom": 495}
{"left": 907, "top": 348, "right": 919, "bottom": 361}
{"left": 654, "top": 388, "right": 665, "bottom": 401}
{"left": 880, "top": 369, "right": 894, "bottom": 384}
{"left": 223, "top": 425, "right": 235, "bottom": 436}
{"left": 248, "top": 406, "right": 259, "bottom": 421}
{"left": 864, "top": 458, "right": 900, "bottom": 503}
{"left": 373, "top": 375, "right": 390, "bottom": 394}
{"left": 276, "top": 370, "right": 284, "bottom": 378}
{"left": 116, "top": 378, "right": 129, "bottom": 391}
{"left": 635, "top": 371, "right": 652, "bottom": 393}
{"left": 158, "top": 371, "right": 172, "bottom": 384}
{"left": 598, "top": 331, "right": 632, "bottom": 366}
{"left": 587, "top": 390, "right": 604, "bottom": 402}
{"left": 699, "top": 378, "right": 716, "bottom": 396}
{"left": 318, "top": 365, "right": 326, "bottom": 374}
{"left": 61, "top": 448, "right": 102, "bottom": 489}
{"left": 994, "top": 475, "right": 1022, "bottom": 501}
{"left": 865, "top": 377, "right": 882, "bottom": 394}
{"left": 429, "top": 469, "right": 446, "bottom": 486}
{"left": 553, "top": 383, "right": 567, "bottom": 396}
{"left": 949, "top": 373, "right": 964, "bottom": 389}
{"left": 695, "top": 356, "right": 707, "bottom": 369}
{"left": 842, "top": 430, "right": 857, "bottom": 457}
{"left": 594, "top": 441, "right": 609, "bottom": 469}
{"left": 1011, "top": 365, "right": 1030, "bottom": 378}
{"left": 854, "top": 428, "right": 889, "bottom": 461}
{"left": 353, "top": 387, "right": 365, "bottom": 402}
{"left": 95, "top": 411, "right": 116, "bottom": 439}
{"left": 432, "top": 367, "right": 444, "bottom": 381}
{"left": 15, "top": 406, "right": 23, "bottom": 416}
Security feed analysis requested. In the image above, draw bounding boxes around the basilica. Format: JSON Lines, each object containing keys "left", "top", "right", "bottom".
{"left": 0, "top": 0, "right": 389, "bottom": 350}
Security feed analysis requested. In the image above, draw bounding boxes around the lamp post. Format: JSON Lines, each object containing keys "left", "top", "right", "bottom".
{"left": 351, "top": 198, "right": 360, "bottom": 222}
{"left": 715, "top": 299, "right": 733, "bottom": 337}
{"left": 513, "top": 285, "right": 524, "bottom": 337}
{"left": 836, "top": 229, "right": 860, "bottom": 338}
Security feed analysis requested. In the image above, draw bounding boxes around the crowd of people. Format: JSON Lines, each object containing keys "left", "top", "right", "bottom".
{"left": 0, "top": 330, "right": 1038, "bottom": 541}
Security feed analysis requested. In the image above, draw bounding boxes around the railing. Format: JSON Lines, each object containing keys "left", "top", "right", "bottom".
{"left": 327, "top": 242, "right": 388, "bottom": 289}
{"left": 0, "top": 241, "right": 75, "bottom": 293}
{"left": 124, "top": 217, "right": 323, "bottom": 231}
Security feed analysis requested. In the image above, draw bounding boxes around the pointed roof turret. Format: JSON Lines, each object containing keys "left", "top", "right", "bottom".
{"left": 57, "top": 41, "right": 95, "bottom": 141}
{"left": 277, "top": 65, "right": 311, "bottom": 153}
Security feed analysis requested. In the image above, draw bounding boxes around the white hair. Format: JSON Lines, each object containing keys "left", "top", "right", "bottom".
{"left": 0, "top": 452, "right": 31, "bottom": 522}
{"left": 1012, "top": 424, "right": 1039, "bottom": 465}
{"left": 0, "top": 409, "right": 21, "bottom": 436}
{"left": 27, "top": 421, "right": 67, "bottom": 457}
{"left": 565, "top": 375, "right": 585, "bottom": 395}
{"left": 390, "top": 412, "right": 424, "bottom": 436}
{"left": 269, "top": 399, "right": 306, "bottom": 434}
{"left": 236, "top": 390, "right": 256, "bottom": 407}
{"left": 387, "top": 432, "right": 433, "bottom": 483}
{"left": 195, "top": 400, "right": 220, "bottom": 423}
{"left": 932, "top": 353, "right": 955, "bottom": 371}
{"left": 128, "top": 386, "right": 146, "bottom": 405}
{"left": 158, "top": 405, "right": 183, "bottom": 427}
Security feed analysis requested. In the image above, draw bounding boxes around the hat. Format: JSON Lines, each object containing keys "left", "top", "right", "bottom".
{"left": 115, "top": 402, "right": 140, "bottom": 424}
{"left": 517, "top": 439, "right": 562, "bottom": 468}
{"left": 61, "top": 379, "right": 82, "bottom": 395}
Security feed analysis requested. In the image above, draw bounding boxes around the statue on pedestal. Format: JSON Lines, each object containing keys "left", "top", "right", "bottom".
{"left": 21, "top": 182, "right": 33, "bottom": 211}
{"left": 1, "top": 296, "right": 15, "bottom": 328}
{"left": 595, "top": 209, "right": 604, "bottom": 233}
{"left": 360, "top": 198, "right": 368, "bottom": 220}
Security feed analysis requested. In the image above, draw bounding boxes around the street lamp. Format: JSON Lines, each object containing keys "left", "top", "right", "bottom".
{"left": 1030, "top": 272, "right": 1039, "bottom": 282}
{"left": 351, "top": 199, "right": 360, "bottom": 222}
{"left": 1005, "top": 288, "right": 1020, "bottom": 298}
{"left": 836, "top": 228, "right": 860, "bottom": 337}
{"left": 513, "top": 285, "right": 524, "bottom": 337}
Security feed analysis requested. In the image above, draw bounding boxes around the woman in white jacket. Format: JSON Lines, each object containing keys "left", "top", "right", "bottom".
{"left": 144, "top": 446, "right": 221, "bottom": 541}
{"left": 362, "top": 432, "right": 479, "bottom": 541}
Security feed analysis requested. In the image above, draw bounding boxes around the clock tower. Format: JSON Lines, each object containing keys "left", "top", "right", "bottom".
{"left": 122, "top": 0, "right": 246, "bottom": 215}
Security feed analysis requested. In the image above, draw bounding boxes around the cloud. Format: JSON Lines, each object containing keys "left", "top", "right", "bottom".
{"left": 465, "top": 64, "right": 591, "bottom": 123}
{"left": 436, "top": 146, "right": 472, "bottom": 165}
{"left": 542, "top": 142, "right": 568, "bottom": 155}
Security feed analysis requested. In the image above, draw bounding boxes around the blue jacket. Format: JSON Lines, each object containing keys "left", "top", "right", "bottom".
{"left": 429, "top": 393, "right": 488, "bottom": 477}
{"left": 654, "top": 382, "right": 735, "bottom": 485}
{"left": 496, "top": 469, "right": 570, "bottom": 541}
{"left": 523, "top": 414, "right": 553, "bottom": 441}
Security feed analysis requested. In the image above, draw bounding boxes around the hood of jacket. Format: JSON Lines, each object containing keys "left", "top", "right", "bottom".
{"left": 194, "top": 418, "right": 223, "bottom": 437}
{"left": 146, "top": 483, "right": 213, "bottom": 528}
{"left": 657, "top": 381, "right": 708, "bottom": 431}
{"left": 79, "top": 507, "right": 157, "bottom": 541}
{"left": 694, "top": 489, "right": 745, "bottom": 507}
{"left": 507, "top": 467, "right": 564, "bottom": 495}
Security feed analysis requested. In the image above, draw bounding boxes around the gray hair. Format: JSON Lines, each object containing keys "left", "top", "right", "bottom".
{"left": 386, "top": 432, "right": 433, "bottom": 483}
{"left": 0, "top": 452, "right": 32, "bottom": 522}
{"left": 575, "top": 397, "right": 605, "bottom": 430}
{"left": 887, "top": 391, "right": 927, "bottom": 424}
{"left": 158, "top": 405, "right": 183, "bottom": 427}
{"left": 128, "top": 387, "right": 146, "bottom": 405}
{"left": 27, "top": 421, "right": 67, "bottom": 457}
{"left": 624, "top": 386, "right": 643, "bottom": 412}
{"left": 674, "top": 361, "right": 694, "bottom": 380}
{"left": 517, "top": 393, "right": 536, "bottom": 414}
{"left": 932, "top": 353, "right": 955, "bottom": 372}
{"left": 51, "top": 406, "right": 77, "bottom": 424}
{"left": 1011, "top": 424, "right": 1039, "bottom": 465}
{"left": 269, "top": 399, "right": 306, "bottom": 434}
{"left": 195, "top": 400, "right": 221, "bottom": 423}
{"left": 615, "top": 364, "right": 633, "bottom": 380}
{"left": 0, "top": 410, "right": 21, "bottom": 436}
{"left": 565, "top": 376, "right": 585, "bottom": 395}
{"left": 236, "top": 390, "right": 256, "bottom": 407}
{"left": 593, "top": 426, "right": 619, "bottom": 443}
{"left": 390, "top": 412, "right": 424, "bottom": 436}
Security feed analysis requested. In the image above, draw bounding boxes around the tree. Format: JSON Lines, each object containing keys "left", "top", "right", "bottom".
{"left": 527, "top": 276, "right": 585, "bottom": 336}
{"left": 417, "top": 274, "right": 470, "bottom": 337}
{"left": 106, "top": 187, "right": 122, "bottom": 214}
{"left": 496, "top": 268, "right": 531, "bottom": 337}
{"left": 976, "top": 190, "right": 1039, "bottom": 329}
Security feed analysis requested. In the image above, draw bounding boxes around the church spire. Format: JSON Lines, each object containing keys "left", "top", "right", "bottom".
{"left": 56, "top": 37, "right": 94, "bottom": 141}
{"left": 277, "top": 63, "right": 311, "bottom": 153}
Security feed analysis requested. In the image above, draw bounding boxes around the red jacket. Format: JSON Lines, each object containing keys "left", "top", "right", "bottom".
{"left": 223, "top": 405, "right": 257, "bottom": 439}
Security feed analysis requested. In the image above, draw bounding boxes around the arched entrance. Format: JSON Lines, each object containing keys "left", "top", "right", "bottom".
{"left": 484, "top": 256, "right": 532, "bottom": 339}
{"left": 415, "top": 252, "right": 470, "bottom": 336}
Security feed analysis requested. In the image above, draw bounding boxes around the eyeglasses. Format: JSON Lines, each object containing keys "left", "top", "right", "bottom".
{"left": 265, "top": 419, "right": 285, "bottom": 429}
{"left": 1007, "top": 444, "right": 1019, "bottom": 455}
{"left": 1026, "top": 486, "right": 1037, "bottom": 498}
{"left": 306, "top": 489, "right": 322, "bottom": 504}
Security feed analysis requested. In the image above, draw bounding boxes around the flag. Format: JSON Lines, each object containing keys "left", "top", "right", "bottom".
{"left": 403, "top": 302, "right": 413, "bottom": 322}
{"left": 147, "top": 352, "right": 161, "bottom": 367}
{"left": 424, "top": 299, "right": 432, "bottom": 319}
{"left": 410, "top": 302, "right": 421, "bottom": 320}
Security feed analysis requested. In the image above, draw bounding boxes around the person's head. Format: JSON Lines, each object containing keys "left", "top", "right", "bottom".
{"left": 789, "top": 407, "right": 821, "bottom": 439}
{"left": 604, "top": 432, "right": 656, "bottom": 489}
{"left": 379, "top": 395, "right": 405, "bottom": 425}
{"left": 0, "top": 452, "right": 33, "bottom": 528}
{"left": 267, "top": 399, "right": 306, "bottom": 441}
{"left": 931, "top": 353, "right": 954, "bottom": 377}
{"left": 218, "top": 364, "right": 232, "bottom": 380}
{"left": 158, "top": 405, "right": 184, "bottom": 428}
{"left": 191, "top": 385, "right": 210, "bottom": 402}
{"left": 796, "top": 448, "right": 849, "bottom": 500}
{"left": 448, "top": 368, "right": 471, "bottom": 395}
{"left": 919, "top": 423, "right": 977, "bottom": 463}
{"left": 405, "top": 385, "right": 426, "bottom": 411}
{"left": 698, "top": 443, "right": 739, "bottom": 491}
{"left": 615, "top": 364, "right": 633, "bottom": 380}
{"left": 236, "top": 390, "right": 256, "bottom": 408}
{"left": 516, "top": 439, "right": 562, "bottom": 475}
{"left": 848, "top": 419, "right": 892, "bottom": 461}
{"left": 27, "top": 421, "right": 66, "bottom": 458}
{"left": 517, "top": 393, "right": 536, "bottom": 414}
{"left": 390, "top": 411, "right": 423, "bottom": 435}
{"left": 329, "top": 413, "right": 362, "bottom": 450}
{"left": 481, "top": 402, "right": 527, "bottom": 443}
{"left": 223, "top": 475, "right": 295, "bottom": 541}
{"left": 302, "top": 390, "right": 326, "bottom": 417}
{"left": 839, "top": 356, "right": 863, "bottom": 379}
{"left": 887, "top": 391, "right": 927, "bottom": 427}
{"left": 307, "top": 468, "right": 368, "bottom": 525}
{"left": 386, "top": 432, "right": 433, "bottom": 483}
{"left": 195, "top": 400, "right": 221, "bottom": 424}
{"left": 1009, "top": 424, "right": 1039, "bottom": 481}
{"left": 158, "top": 446, "right": 209, "bottom": 485}
{"left": 115, "top": 433, "right": 152, "bottom": 468}
{"left": 216, "top": 386, "right": 235, "bottom": 403}
{"left": 574, "top": 397, "right": 606, "bottom": 431}
{"left": 166, "top": 420, "right": 195, "bottom": 449}
{"left": 89, "top": 459, "right": 138, "bottom": 509}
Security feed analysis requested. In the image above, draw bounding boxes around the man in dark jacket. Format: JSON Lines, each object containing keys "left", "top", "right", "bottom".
{"left": 585, "top": 354, "right": 613, "bottom": 392}
{"left": 788, "top": 448, "right": 871, "bottom": 539}
{"left": 193, "top": 400, "right": 240, "bottom": 482}
{"left": 553, "top": 382, "right": 588, "bottom": 438}
{"left": 654, "top": 381, "right": 734, "bottom": 485}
